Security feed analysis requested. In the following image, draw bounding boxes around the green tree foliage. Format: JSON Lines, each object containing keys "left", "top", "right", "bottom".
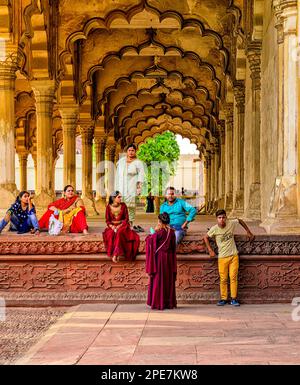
{"left": 137, "top": 131, "right": 180, "bottom": 195}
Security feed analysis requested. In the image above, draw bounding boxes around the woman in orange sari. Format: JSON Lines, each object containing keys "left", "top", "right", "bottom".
{"left": 39, "top": 185, "right": 88, "bottom": 234}
{"left": 103, "top": 191, "right": 140, "bottom": 263}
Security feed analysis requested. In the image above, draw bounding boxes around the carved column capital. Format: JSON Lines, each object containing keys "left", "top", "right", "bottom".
{"left": 60, "top": 105, "right": 79, "bottom": 126}
{"left": 0, "top": 49, "right": 19, "bottom": 71}
{"left": 273, "top": 0, "right": 297, "bottom": 38}
{"left": 94, "top": 136, "right": 107, "bottom": 149}
{"left": 18, "top": 151, "right": 28, "bottom": 166}
{"left": 223, "top": 103, "right": 234, "bottom": 127}
{"left": 218, "top": 120, "right": 226, "bottom": 145}
{"left": 31, "top": 80, "right": 56, "bottom": 116}
{"left": 80, "top": 126, "right": 94, "bottom": 146}
{"left": 273, "top": 0, "right": 285, "bottom": 43}
{"left": 61, "top": 113, "right": 79, "bottom": 137}
{"left": 0, "top": 51, "right": 19, "bottom": 91}
{"left": 233, "top": 80, "right": 245, "bottom": 113}
{"left": 106, "top": 144, "right": 116, "bottom": 161}
{"left": 246, "top": 44, "right": 262, "bottom": 91}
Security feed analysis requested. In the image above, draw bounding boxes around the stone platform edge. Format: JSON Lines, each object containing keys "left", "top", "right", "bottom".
{"left": 1, "top": 234, "right": 300, "bottom": 255}
{"left": 1, "top": 253, "right": 300, "bottom": 306}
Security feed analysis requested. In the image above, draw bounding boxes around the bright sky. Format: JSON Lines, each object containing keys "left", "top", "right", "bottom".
{"left": 176, "top": 135, "right": 200, "bottom": 155}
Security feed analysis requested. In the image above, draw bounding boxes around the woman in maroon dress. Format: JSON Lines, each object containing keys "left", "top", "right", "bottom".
{"left": 103, "top": 191, "right": 140, "bottom": 263}
{"left": 146, "top": 212, "right": 177, "bottom": 310}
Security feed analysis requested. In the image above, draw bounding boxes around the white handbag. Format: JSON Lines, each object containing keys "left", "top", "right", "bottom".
{"left": 48, "top": 210, "right": 63, "bottom": 235}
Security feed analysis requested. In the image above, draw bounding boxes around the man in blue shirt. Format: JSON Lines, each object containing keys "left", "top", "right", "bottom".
{"left": 160, "top": 187, "right": 197, "bottom": 244}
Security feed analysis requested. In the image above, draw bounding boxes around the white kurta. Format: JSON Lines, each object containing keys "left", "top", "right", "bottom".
{"left": 115, "top": 157, "right": 145, "bottom": 208}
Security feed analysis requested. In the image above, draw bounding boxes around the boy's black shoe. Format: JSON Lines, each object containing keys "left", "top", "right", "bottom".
{"left": 217, "top": 300, "right": 227, "bottom": 306}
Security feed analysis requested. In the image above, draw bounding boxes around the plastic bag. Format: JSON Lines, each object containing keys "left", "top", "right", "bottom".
{"left": 48, "top": 210, "right": 63, "bottom": 235}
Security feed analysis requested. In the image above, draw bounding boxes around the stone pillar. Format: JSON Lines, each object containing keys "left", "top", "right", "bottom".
{"left": 262, "top": 1, "right": 299, "bottom": 232}
{"left": 245, "top": 45, "right": 262, "bottom": 220}
{"left": 106, "top": 144, "right": 116, "bottom": 200}
{"left": 18, "top": 152, "right": 28, "bottom": 191}
{"left": 219, "top": 122, "right": 226, "bottom": 208}
{"left": 114, "top": 148, "right": 121, "bottom": 165}
{"left": 80, "top": 126, "right": 97, "bottom": 215}
{"left": 31, "top": 80, "right": 56, "bottom": 208}
{"left": 214, "top": 144, "right": 220, "bottom": 211}
{"left": 206, "top": 152, "right": 212, "bottom": 211}
{"left": 231, "top": 81, "right": 245, "bottom": 216}
{"left": 210, "top": 149, "right": 216, "bottom": 213}
{"left": 60, "top": 106, "right": 78, "bottom": 188}
{"left": 203, "top": 158, "right": 208, "bottom": 212}
{"left": 94, "top": 137, "right": 106, "bottom": 211}
{"left": 224, "top": 104, "right": 233, "bottom": 211}
{"left": 0, "top": 54, "right": 18, "bottom": 208}
{"left": 32, "top": 155, "right": 38, "bottom": 193}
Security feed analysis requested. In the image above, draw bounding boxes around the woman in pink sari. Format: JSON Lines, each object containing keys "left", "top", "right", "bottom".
{"left": 39, "top": 185, "right": 88, "bottom": 234}
{"left": 146, "top": 212, "right": 177, "bottom": 310}
{"left": 103, "top": 191, "right": 140, "bottom": 263}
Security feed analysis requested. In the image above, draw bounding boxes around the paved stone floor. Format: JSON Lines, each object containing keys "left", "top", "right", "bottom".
{"left": 12, "top": 303, "right": 300, "bottom": 365}
{"left": 0, "top": 307, "right": 66, "bottom": 364}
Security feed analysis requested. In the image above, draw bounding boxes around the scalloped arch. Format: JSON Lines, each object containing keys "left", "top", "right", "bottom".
{"left": 126, "top": 123, "right": 206, "bottom": 152}
{"left": 58, "top": 1, "right": 230, "bottom": 80}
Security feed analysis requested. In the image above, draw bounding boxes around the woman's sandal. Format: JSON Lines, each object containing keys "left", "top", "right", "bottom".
{"left": 112, "top": 255, "right": 119, "bottom": 263}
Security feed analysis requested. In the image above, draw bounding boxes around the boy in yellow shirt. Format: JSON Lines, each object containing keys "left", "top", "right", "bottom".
{"left": 204, "top": 209, "right": 255, "bottom": 306}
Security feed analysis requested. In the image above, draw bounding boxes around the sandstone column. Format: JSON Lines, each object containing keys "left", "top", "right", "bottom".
{"left": 32, "top": 155, "right": 38, "bottom": 194}
{"left": 31, "top": 80, "right": 56, "bottom": 208}
{"left": 80, "top": 125, "right": 97, "bottom": 215}
{"left": 0, "top": 53, "right": 18, "bottom": 208}
{"left": 106, "top": 143, "right": 116, "bottom": 200}
{"left": 232, "top": 81, "right": 245, "bottom": 216}
{"left": 206, "top": 152, "right": 212, "bottom": 211}
{"left": 94, "top": 136, "right": 107, "bottom": 211}
{"left": 210, "top": 149, "right": 216, "bottom": 213}
{"left": 114, "top": 147, "right": 121, "bottom": 165}
{"left": 224, "top": 104, "right": 234, "bottom": 211}
{"left": 262, "top": 0, "right": 299, "bottom": 232}
{"left": 215, "top": 145, "right": 220, "bottom": 209}
{"left": 245, "top": 45, "right": 262, "bottom": 220}
{"left": 219, "top": 121, "right": 226, "bottom": 209}
{"left": 203, "top": 158, "right": 208, "bottom": 211}
{"left": 60, "top": 105, "right": 78, "bottom": 188}
{"left": 18, "top": 152, "right": 29, "bottom": 191}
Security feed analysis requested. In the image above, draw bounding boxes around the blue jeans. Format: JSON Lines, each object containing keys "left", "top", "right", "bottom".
{"left": 171, "top": 224, "right": 186, "bottom": 245}
{"left": 0, "top": 212, "right": 39, "bottom": 234}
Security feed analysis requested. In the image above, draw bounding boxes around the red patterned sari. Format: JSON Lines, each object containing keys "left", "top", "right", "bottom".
{"left": 103, "top": 202, "right": 140, "bottom": 260}
{"left": 38, "top": 195, "right": 88, "bottom": 233}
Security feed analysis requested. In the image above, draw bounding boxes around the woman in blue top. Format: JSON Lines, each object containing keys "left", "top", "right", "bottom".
{"left": 0, "top": 191, "right": 40, "bottom": 234}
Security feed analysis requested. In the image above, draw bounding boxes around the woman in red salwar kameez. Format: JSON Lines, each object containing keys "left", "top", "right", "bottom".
{"left": 39, "top": 185, "right": 88, "bottom": 234}
{"left": 146, "top": 212, "right": 177, "bottom": 310}
{"left": 103, "top": 191, "right": 140, "bottom": 263}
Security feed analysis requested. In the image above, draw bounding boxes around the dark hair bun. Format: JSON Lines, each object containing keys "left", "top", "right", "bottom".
{"left": 158, "top": 212, "right": 170, "bottom": 225}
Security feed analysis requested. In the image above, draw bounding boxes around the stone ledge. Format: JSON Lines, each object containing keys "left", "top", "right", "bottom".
{"left": 1, "top": 254, "right": 300, "bottom": 261}
{"left": 0, "top": 234, "right": 300, "bottom": 255}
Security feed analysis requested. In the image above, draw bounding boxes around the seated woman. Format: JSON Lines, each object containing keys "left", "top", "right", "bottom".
{"left": 103, "top": 191, "right": 140, "bottom": 263}
{"left": 39, "top": 185, "right": 88, "bottom": 234}
{"left": 146, "top": 212, "right": 177, "bottom": 310}
{"left": 0, "top": 191, "right": 39, "bottom": 234}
